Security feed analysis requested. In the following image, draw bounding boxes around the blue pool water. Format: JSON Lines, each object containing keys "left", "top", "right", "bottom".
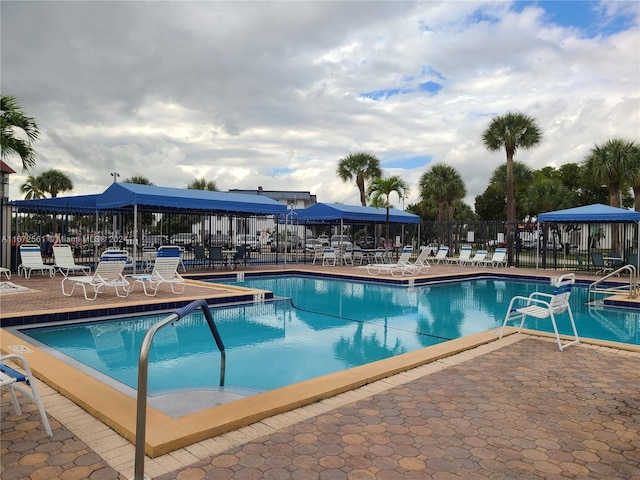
{"left": 21, "top": 276, "right": 639, "bottom": 395}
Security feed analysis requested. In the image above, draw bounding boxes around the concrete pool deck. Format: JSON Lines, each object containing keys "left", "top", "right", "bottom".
{"left": 2, "top": 264, "right": 639, "bottom": 479}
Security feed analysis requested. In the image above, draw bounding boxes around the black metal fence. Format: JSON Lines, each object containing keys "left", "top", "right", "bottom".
{"left": 5, "top": 207, "right": 638, "bottom": 273}
{"left": 420, "top": 220, "right": 639, "bottom": 272}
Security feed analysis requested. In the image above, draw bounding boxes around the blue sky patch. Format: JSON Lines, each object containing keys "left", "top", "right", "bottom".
{"left": 272, "top": 167, "right": 293, "bottom": 175}
{"left": 512, "top": 1, "right": 638, "bottom": 37}
{"left": 418, "top": 81, "right": 443, "bottom": 94}
{"left": 382, "top": 155, "right": 432, "bottom": 170}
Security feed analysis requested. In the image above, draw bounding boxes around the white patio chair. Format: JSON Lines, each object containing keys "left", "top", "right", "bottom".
{"left": 481, "top": 248, "right": 507, "bottom": 268}
{"left": 17, "top": 244, "right": 56, "bottom": 279}
{"left": 0, "top": 266, "right": 10, "bottom": 280}
{"left": 406, "top": 247, "right": 431, "bottom": 274}
{"left": 1, "top": 354, "right": 53, "bottom": 437}
{"left": 127, "top": 247, "right": 185, "bottom": 296}
{"left": 447, "top": 246, "right": 472, "bottom": 265}
{"left": 61, "top": 255, "right": 130, "bottom": 300}
{"left": 432, "top": 246, "right": 449, "bottom": 264}
{"left": 322, "top": 248, "right": 337, "bottom": 266}
{"left": 367, "top": 247, "right": 414, "bottom": 277}
{"left": 53, "top": 244, "right": 92, "bottom": 277}
{"left": 499, "top": 273, "right": 579, "bottom": 351}
{"left": 461, "top": 250, "right": 488, "bottom": 267}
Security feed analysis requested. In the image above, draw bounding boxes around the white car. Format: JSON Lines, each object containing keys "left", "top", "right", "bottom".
{"left": 330, "top": 235, "right": 352, "bottom": 249}
{"left": 236, "top": 235, "right": 260, "bottom": 251}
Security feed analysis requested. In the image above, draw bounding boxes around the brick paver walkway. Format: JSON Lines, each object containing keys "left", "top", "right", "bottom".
{"left": 4, "top": 337, "right": 638, "bottom": 479}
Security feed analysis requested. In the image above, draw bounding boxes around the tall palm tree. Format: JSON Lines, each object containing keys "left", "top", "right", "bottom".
{"left": 367, "top": 175, "right": 409, "bottom": 244}
{"left": 20, "top": 175, "right": 45, "bottom": 200}
{"left": 482, "top": 112, "right": 542, "bottom": 265}
{"left": 38, "top": 169, "right": 73, "bottom": 197}
{"left": 583, "top": 138, "right": 639, "bottom": 253}
{"left": 629, "top": 142, "right": 640, "bottom": 212}
{"left": 187, "top": 177, "right": 217, "bottom": 191}
{"left": 337, "top": 153, "right": 382, "bottom": 206}
{"left": 419, "top": 163, "right": 466, "bottom": 222}
{"left": 488, "top": 161, "right": 535, "bottom": 220}
{"left": 1, "top": 95, "right": 40, "bottom": 172}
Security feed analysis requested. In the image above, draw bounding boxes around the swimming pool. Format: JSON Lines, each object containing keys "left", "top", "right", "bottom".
{"left": 19, "top": 275, "right": 639, "bottom": 402}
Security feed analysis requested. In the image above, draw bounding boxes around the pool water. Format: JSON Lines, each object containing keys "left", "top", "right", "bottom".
{"left": 22, "top": 276, "right": 639, "bottom": 396}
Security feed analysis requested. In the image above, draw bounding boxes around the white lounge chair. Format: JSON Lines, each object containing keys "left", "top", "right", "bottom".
{"left": 0, "top": 267, "right": 10, "bottom": 280}
{"left": 312, "top": 245, "right": 325, "bottom": 264}
{"left": 367, "top": 247, "right": 414, "bottom": 277}
{"left": 499, "top": 273, "right": 579, "bottom": 351}
{"left": 61, "top": 255, "right": 130, "bottom": 300}
{"left": 481, "top": 248, "right": 507, "bottom": 268}
{"left": 1, "top": 354, "right": 53, "bottom": 437}
{"left": 406, "top": 247, "right": 431, "bottom": 274}
{"left": 432, "top": 246, "right": 449, "bottom": 264}
{"left": 127, "top": 247, "right": 186, "bottom": 296}
{"left": 461, "top": 250, "right": 488, "bottom": 267}
{"left": 17, "top": 244, "right": 56, "bottom": 279}
{"left": 53, "top": 244, "right": 91, "bottom": 277}
{"left": 447, "top": 246, "right": 472, "bottom": 265}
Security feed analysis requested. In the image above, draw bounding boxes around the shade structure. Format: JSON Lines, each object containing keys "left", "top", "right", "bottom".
{"left": 293, "top": 202, "right": 420, "bottom": 224}
{"left": 10, "top": 195, "right": 104, "bottom": 214}
{"left": 97, "top": 183, "right": 287, "bottom": 215}
{"left": 536, "top": 204, "right": 640, "bottom": 271}
{"left": 11, "top": 183, "right": 288, "bottom": 216}
{"left": 538, "top": 204, "right": 640, "bottom": 223}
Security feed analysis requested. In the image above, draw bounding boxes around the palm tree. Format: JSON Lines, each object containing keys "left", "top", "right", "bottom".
{"left": 20, "top": 175, "right": 45, "bottom": 200}
{"left": 419, "top": 163, "right": 466, "bottom": 222}
{"left": 488, "top": 161, "right": 535, "bottom": 220}
{"left": 337, "top": 153, "right": 382, "bottom": 206}
{"left": 1, "top": 95, "right": 40, "bottom": 172}
{"left": 629, "top": 142, "right": 640, "bottom": 212}
{"left": 187, "top": 176, "right": 217, "bottom": 191}
{"left": 482, "top": 112, "right": 542, "bottom": 265}
{"left": 583, "top": 138, "right": 639, "bottom": 252}
{"left": 37, "top": 169, "right": 73, "bottom": 198}
{"left": 187, "top": 177, "right": 217, "bottom": 245}
{"left": 367, "top": 175, "right": 409, "bottom": 244}
{"left": 123, "top": 175, "right": 153, "bottom": 185}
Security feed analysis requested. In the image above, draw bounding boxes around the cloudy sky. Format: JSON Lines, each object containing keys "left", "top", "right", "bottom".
{"left": 2, "top": 1, "right": 638, "bottom": 208}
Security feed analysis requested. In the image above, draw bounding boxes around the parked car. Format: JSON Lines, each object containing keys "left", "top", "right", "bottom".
{"left": 330, "top": 235, "right": 352, "bottom": 249}
{"left": 318, "top": 234, "right": 330, "bottom": 246}
{"left": 236, "top": 234, "right": 260, "bottom": 252}
{"left": 356, "top": 236, "right": 375, "bottom": 249}
{"left": 171, "top": 233, "right": 199, "bottom": 251}
{"left": 305, "top": 238, "right": 324, "bottom": 253}
{"left": 142, "top": 235, "right": 169, "bottom": 249}
{"left": 205, "top": 234, "right": 232, "bottom": 249}
{"left": 270, "top": 234, "right": 302, "bottom": 252}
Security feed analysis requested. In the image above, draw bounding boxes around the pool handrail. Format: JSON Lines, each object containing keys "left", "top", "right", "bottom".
{"left": 134, "top": 299, "right": 226, "bottom": 480}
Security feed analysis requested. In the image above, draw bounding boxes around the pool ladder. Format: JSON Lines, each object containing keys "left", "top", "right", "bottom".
{"left": 133, "top": 299, "right": 226, "bottom": 480}
{"left": 587, "top": 265, "right": 638, "bottom": 304}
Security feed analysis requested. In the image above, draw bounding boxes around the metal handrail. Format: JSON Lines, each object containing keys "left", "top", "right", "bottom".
{"left": 588, "top": 265, "right": 637, "bottom": 303}
{"left": 133, "top": 299, "right": 225, "bottom": 480}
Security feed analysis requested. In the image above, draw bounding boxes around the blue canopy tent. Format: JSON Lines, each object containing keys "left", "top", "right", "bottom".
{"left": 11, "top": 183, "right": 288, "bottom": 272}
{"left": 537, "top": 204, "right": 640, "bottom": 270}
{"left": 293, "top": 202, "right": 420, "bottom": 225}
{"left": 538, "top": 204, "right": 640, "bottom": 223}
{"left": 10, "top": 194, "right": 104, "bottom": 214}
{"left": 97, "top": 183, "right": 287, "bottom": 215}
{"left": 290, "top": 202, "right": 421, "bottom": 250}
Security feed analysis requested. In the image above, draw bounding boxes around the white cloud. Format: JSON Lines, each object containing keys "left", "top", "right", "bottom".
{"left": 2, "top": 1, "right": 638, "bottom": 210}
